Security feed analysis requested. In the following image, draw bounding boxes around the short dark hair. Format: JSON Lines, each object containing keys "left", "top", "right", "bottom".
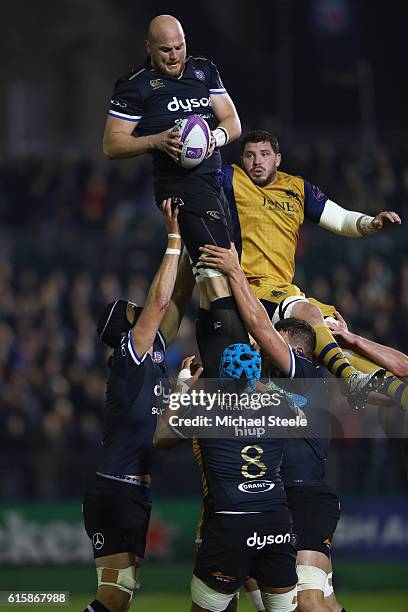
{"left": 275, "top": 318, "right": 316, "bottom": 357}
{"left": 240, "top": 130, "right": 280, "bottom": 155}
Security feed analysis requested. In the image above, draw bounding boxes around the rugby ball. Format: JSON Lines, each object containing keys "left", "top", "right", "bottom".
{"left": 175, "top": 115, "right": 211, "bottom": 169}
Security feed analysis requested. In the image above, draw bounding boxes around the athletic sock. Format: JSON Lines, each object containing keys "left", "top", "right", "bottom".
{"left": 196, "top": 303, "right": 248, "bottom": 377}
{"left": 313, "top": 324, "right": 357, "bottom": 379}
{"left": 348, "top": 352, "right": 408, "bottom": 409}
{"left": 83, "top": 600, "right": 111, "bottom": 612}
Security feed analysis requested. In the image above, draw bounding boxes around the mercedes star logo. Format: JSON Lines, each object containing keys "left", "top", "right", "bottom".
{"left": 92, "top": 532, "right": 104, "bottom": 550}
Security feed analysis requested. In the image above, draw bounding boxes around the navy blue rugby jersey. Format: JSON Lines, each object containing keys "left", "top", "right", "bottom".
{"left": 97, "top": 329, "right": 168, "bottom": 476}
{"left": 109, "top": 56, "right": 227, "bottom": 181}
{"left": 278, "top": 356, "right": 331, "bottom": 487}
{"left": 193, "top": 350, "right": 316, "bottom": 513}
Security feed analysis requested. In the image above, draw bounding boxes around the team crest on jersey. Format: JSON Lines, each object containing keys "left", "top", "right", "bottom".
{"left": 194, "top": 69, "right": 205, "bottom": 81}
{"left": 153, "top": 350, "right": 164, "bottom": 364}
{"left": 150, "top": 78, "right": 165, "bottom": 90}
{"left": 285, "top": 189, "right": 302, "bottom": 204}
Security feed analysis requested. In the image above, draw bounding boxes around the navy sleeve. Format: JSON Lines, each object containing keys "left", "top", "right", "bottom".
{"left": 208, "top": 60, "right": 227, "bottom": 94}
{"left": 304, "top": 180, "right": 328, "bottom": 224}
{"left": 221, "top": 165, "right": 242, "bottom": 258}
{"left": 109, "top": 73, "right": 144, "bottom": 122}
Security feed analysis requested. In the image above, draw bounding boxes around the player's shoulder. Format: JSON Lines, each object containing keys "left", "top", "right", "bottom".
{"left": 188, "top": 55, "right": 215, "bottom": 68}
{"left": 293, "top": 353, "right": 319, "bottom": 378}
{"left": 187, "top": 55, "right": 222, "bottom": 79}
{"left": 229, "top": 164, "right": 250, "bottom": 180}
{"left": 276, "top": 171, "right": 305, "bottom": 191}
{"left": 114, "top": 63, "right": 150, "bottom": 88}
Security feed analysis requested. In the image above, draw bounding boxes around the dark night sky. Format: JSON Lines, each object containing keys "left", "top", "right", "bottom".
{"left": 0, "top": 0, "right": 405, "bottom": 154}
{"left": 131, "top": 0, "right": 407, "bottom": 130}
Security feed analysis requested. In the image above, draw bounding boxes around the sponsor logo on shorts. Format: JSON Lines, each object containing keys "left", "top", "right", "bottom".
{"left": 246, "top": 531, "right": 291, "bottom": 550}
{"left": 153, "top": 351, "right": 164, "bottom": 363}
{"left": 214, "top": 321, "right": 222, "bottom": 330}
{"left": 92, "top": 532, "right": 104, "bottom": 550}
{"left": 167, "top": 96, "right": 211, "bottom": 112}
{"left": 238, "top": 480, "right": 275, "bottom": 493}
{"left": 211, "top": 571, "right": 236, "bottom": 583}
{"left": 323, "top": 538, "right": 332, "bottom": 549}
{"left": 206, "top": 210, "right": 221, "bottom": 220}
{"left": 194, "top": 69, "right": 205, "bottom": 81}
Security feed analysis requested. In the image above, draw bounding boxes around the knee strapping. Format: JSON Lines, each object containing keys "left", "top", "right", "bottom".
{"left": 96, "top": 565, "right": 139, "bottom": 596}
{"left": 324, "top": 571, "right": 334, "bottom": 597}
{"left": 297, "top": 564, "right": 327, "bottom": 592}
{"left": 260, "top": 586, "right": 297, "bottom": 612}
{"left": 191, "top": 574, "right": 236, "bottom": 612}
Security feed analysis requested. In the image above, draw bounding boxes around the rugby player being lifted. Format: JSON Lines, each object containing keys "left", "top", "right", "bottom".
{"left": 222, "top": 130, "right": 405, "bottom": 408}
{"left": 103, "top": 14, "right": 248, "bottom": 376}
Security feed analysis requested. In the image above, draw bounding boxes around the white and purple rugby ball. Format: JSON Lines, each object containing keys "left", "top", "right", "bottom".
{"left": 176, "top": 115, "right": 211, "bottom": 169}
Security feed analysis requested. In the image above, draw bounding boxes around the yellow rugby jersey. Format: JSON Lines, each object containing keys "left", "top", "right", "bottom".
{"left": 222, "top": 164, "right": 328, "bottom": 289}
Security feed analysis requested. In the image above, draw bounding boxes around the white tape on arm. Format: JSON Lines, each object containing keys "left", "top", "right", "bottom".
{"left": 319, "top": 199, "right": 375, "bottom": 237}
{"left": 212, "top": 127, "right": 229, "bottom": 147}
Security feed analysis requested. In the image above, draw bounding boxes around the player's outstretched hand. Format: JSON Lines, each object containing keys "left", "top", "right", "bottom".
{"left": 152, "top": 126, "right": 183, "bottom": 161}
{"left": 161, "top": 198, "right": 180, "bottom": 235}
{"left": 176, "top": 355, "right": 203, "bottom": 391}
{"left": 372, "top": 210, "right": 401, "bottom": 230}
{"left": 326, "top": 310, "right": 356, "bottom": 348}
{"left": 332, "top": 310, "right": 348, "bottom": 330}
{"left": 198, "top": 244, "right": 239, "bottom": 275}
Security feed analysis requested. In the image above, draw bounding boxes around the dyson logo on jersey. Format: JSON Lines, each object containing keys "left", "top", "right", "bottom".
{"left": 238, "top": 480, "right": 275, "bottom": 494}
{"left": 167, "top": 96, "right": 211, "bottom": 112}
{"left": 246, "top": 531, "right": 291, "bottom": 550}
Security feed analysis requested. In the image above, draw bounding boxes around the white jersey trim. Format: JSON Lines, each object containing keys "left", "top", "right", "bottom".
{"left": 127, "top": 331, "right": 147, "bottom": 365}
{"left": 288, "top": 346, "right": 296, "bottom": 379}
{"left": 108, "top": 110, "right": 141, "bottom": 121}
{"left": 156, "top": 329, "right": 166, "bottom": 351}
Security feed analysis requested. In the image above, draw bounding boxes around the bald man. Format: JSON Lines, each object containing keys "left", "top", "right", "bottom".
{"left": 103, "top": 15, "right": 249, "bottom": 377}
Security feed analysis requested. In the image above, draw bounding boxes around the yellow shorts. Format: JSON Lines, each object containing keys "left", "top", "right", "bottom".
{"left": 251, "top": 283, "right": 336, "bottom": 320}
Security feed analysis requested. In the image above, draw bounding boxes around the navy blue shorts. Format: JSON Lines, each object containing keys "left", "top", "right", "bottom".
{"left": 194, "top": 509, "right": 297, "bottom": 593}
{"left": 82, "top": 475, "right": 152, "bottom": 559}
{"left": 155, "top": 172, "right": 232, "bottom": 263}
{"left": 285, "top": 485, "right": 340, "bottom": 558}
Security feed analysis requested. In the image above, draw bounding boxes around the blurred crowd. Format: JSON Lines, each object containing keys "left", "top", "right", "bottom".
{"left": 0, "top": 137, "right": 407, "bottom": 498}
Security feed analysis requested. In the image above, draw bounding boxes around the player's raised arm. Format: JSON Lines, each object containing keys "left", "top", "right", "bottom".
{"left": 159, "top": 248, "right": 196, "bottom": 346}
{"left": 327, "top": 312, "right": 408, "bottom": 378}
{"left": 130, "top": 199, "right": 181, "bottom": 357}
{"left": 302, "top": 180, "right": 401, "bottom": 237}
{"left": 198, "top": 245, "right": 295, "bottom": 377}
